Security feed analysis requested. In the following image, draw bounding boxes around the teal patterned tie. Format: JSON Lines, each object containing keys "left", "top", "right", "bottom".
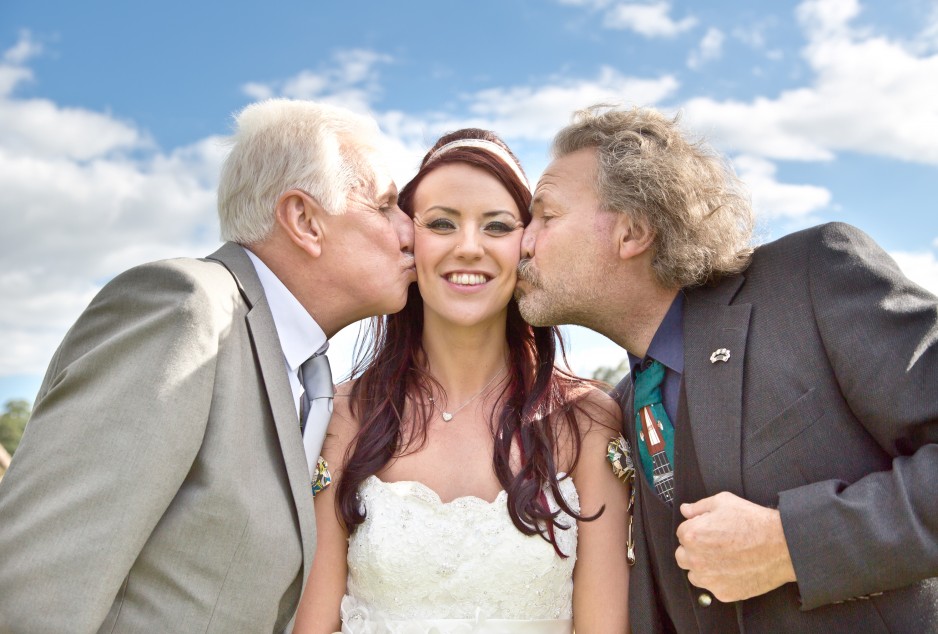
{"left": 634, "top": 359, "right": 675, "bottom": 505}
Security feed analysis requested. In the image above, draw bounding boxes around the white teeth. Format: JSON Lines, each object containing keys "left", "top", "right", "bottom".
{"left": 447, "top": 273, "right": 488, "bottom": 286}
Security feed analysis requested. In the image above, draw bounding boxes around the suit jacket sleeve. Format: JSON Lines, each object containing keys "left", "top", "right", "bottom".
{"left": 777, "top": 222, "right": 938, "bottom": 609}
{"left": 0, "top": 259, "right": 231, "bottom": 631}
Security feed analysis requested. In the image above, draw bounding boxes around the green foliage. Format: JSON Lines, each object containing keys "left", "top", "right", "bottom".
{"left": 0, "top": 398, "right": 30, "bottom": 456}
{"left": 591, "top": 358, "right": 630, "bottom": 386}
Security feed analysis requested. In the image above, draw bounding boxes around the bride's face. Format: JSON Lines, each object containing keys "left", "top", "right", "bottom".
{"left": 411, "top": 162, "right": 524, "bottom": 329}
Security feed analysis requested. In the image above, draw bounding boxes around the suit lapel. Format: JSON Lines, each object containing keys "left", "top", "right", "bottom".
{"left": 206, "top": 243, "right": 316, "bottom": 582}
{"left": 683, "top": 276, "right": 750, "bottom": 497}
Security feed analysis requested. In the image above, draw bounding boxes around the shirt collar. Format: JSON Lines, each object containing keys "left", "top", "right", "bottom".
{"left": 628, "top": 292, "right": 685, "bottom": 376}
{"left": 243, "top": 247, "right": 326, "bottom": 372}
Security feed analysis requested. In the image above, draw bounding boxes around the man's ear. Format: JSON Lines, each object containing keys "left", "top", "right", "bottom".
{"left": 276, "top": 189, "right": 326, "bottom": 258}
{"left": 614, "top": 212, "right": 655, "bottom": 260}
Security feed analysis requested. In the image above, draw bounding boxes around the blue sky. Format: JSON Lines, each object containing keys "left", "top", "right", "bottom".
{"left": 1, "top": 0, "right": 937, "bottom": 405}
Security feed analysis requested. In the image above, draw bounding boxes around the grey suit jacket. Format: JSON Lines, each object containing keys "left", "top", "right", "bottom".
{"left": 0, "top": 243, "right": 316, "bottom": 633}
{"left": 620, "top": 223, "right": 938, "bottom": 633}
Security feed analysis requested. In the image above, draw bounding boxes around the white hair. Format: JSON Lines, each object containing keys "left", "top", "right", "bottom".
{"left": 218, "top": 99, "right": 381, "bottom": 244}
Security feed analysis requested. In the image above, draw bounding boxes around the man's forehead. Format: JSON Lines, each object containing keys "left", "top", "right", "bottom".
{"left": 530, "top": 186, "right": 554, "bottom": 208}
{"left": 532, "top": 163, "right": 573, "bottom": 205}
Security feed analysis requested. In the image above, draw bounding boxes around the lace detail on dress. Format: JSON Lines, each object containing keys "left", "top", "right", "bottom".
{"left": 343, "top": 475, "right": 579, "bottom": 624}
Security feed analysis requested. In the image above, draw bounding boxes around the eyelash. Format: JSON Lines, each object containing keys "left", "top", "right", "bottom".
{"left": 484, "top": 221, "right": 516, "bottom": 234}
{"left": 425, "top": 219, "right": 517, "bottom": 235}
{"left": 426, "top": 218, "right": 457, "bottom": 231}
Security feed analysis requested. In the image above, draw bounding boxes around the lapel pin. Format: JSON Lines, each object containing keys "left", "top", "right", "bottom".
{"left": 710, "top": 348, "right": 731, "bottom": 363}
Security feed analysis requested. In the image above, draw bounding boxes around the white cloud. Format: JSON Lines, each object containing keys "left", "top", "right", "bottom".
{"left": 680, "top": 0, "right": 938, "bottom": 165}
{"left": 3, "top": 29, "right": 41, "bottom": 65}
{"left": 0, "top": 30, "right": 40, "bottom": 98}
{"left": 0, "top": 65, "right": 32, "bottom": 97}
{"left": 682, "top": 95, "right": 836, "bottom": 161}
{"left": 241, "top": 82, "right": 273, "bottom": 101}
{"left": 372, "top": 68, "right": 680, "bottom": 184}
{"left": 256, "top": 62, "right": 680, "bottom": 185}
{"left": 732, "top": 17, "right": 778, "bottom": 50}
{"left": 244, "top": 48, "right": 685, "bottom": 197}
{"left": 602, "top": 2, "right": 697, "bottom": 37}
{"left": 688, "top": 27, "right": 725, "bottom": 69}
{"left": 555, "top": 0, "right": 696, "bottom": 37}
{"left": 732, "top": 17, "right": 786, "bottom": 64}
{"left": 242, "top": 49, "right": 393, "bottom": 115}
{"left": 0, "top": 97, "right": 147, "bottom": 161}
{"left": 919, "top": 6, "right": 938, "bottom": 53}
{"left": 0, "top": 138, "right": 224, "bottom": 376}
{"left": 0, "top": 33, "right": 146, "bottom": 163}
{"left": 0, "top": 35, "right": 223, "bottom": 376}
{"left": 889, "top": 250, "right": 938, "bottom": 296}
{"left": 447, "top": 68, "right": 679, "bottom": 141}
{"left": 732, "top": 155, "right": 831, "bottom": 220}
{"left": 797, "top": 0, "right": 860, "bottom": 37}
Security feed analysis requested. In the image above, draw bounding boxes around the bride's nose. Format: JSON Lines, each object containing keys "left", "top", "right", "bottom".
{"left": 454, "top": 228, "right": 484, "bottom": 259}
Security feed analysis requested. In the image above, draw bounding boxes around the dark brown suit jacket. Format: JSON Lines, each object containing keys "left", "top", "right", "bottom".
{"left": 620, "top": 223, "right": 938, "bottom": 633}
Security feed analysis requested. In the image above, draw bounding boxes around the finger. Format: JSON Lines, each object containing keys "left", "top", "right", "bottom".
{"left": 674, "top": 545, "right": 690, "bottom": 570}
{"left": 675, "top": 517, "right": 692, "bottom": 544}
{"left": 686, "top": 569, "right": 705, "bottom": 589}
{"left": 680, "top": 495, "right": 716, "bottom": 519}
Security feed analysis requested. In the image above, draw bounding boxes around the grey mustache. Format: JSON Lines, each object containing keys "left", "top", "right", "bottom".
{"left": 517, "top": 258, "right": 536, "bottom": 283}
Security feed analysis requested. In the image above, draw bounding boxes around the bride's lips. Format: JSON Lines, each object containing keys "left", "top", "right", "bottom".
{"left": 441, "top": 270, "right": 494, "bottom": 293}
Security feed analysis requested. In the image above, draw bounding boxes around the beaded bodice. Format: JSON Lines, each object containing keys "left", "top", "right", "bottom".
{"left": 343, "top": 475, "right": 579, "bottom": 622}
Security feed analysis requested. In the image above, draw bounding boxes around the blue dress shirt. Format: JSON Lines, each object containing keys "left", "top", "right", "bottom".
{"left": 628, "top": 293, "right": 684, "bottom": 426}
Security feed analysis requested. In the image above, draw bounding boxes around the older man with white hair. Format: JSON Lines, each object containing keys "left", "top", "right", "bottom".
{"left": 0, "top": 99, "right": 416, "bottom": 632}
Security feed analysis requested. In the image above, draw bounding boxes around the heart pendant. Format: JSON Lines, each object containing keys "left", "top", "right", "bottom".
{"left": 441, "top": 412, "right": 453, "bottom": 422}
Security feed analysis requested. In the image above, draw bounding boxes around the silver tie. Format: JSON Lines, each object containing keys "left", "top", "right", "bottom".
{"left": 298, "top": 353, "right": 334, "bottom": 481}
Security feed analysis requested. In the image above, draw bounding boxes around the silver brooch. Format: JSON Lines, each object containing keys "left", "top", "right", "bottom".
{"left": 709, "top": 348, "right": 731, "bottom": 363}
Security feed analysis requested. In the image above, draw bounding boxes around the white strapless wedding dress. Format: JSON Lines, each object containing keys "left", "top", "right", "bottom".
{"left": 339, "top": 475, "right": 579, "bottom": 633}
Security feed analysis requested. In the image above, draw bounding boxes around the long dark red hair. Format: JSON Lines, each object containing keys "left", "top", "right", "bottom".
{"left": 337, "top": 129, "right": 599, "bottom": 554}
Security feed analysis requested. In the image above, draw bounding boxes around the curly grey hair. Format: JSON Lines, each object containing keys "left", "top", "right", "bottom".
{"left": 553, "top": 105, "right": 754, "bottom": 288}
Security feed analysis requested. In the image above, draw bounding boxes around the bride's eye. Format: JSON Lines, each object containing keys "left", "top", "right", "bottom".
{"left": 483, "top": 220, "right": 520, "bottom": 236}
{"left": 426, "top": 218, "right": 457, "bottom": 233}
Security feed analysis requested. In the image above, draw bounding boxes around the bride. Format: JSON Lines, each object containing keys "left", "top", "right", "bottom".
{"left": 294, "top": 129, "right": 630, "bottom": 633}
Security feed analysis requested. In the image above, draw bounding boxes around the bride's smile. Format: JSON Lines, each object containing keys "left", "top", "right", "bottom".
{"left": 412, "top": 162, "right": 524, "bottom": 329}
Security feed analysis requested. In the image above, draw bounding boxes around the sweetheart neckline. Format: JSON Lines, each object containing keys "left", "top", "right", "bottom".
{"left": 362, "top": 473, "right": 575, "bottom": 508}
{"left": 363, "top": 475, "right": 507, "bottom": 506}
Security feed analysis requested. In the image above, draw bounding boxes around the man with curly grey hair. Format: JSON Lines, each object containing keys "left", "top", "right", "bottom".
{"left": 517, "top": 104, "right": 937, "bottom": 632}
{"left": 0, "top": 99, "right": 416, "bottom": 631}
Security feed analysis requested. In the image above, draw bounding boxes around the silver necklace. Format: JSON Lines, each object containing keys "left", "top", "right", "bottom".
{"left": 428, "top": 366, "right": 506, "bottom": 422}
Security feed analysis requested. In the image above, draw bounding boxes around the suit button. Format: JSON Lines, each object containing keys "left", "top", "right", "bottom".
{"left": 698, "top": 592, "right": 713, "bottom": 608}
